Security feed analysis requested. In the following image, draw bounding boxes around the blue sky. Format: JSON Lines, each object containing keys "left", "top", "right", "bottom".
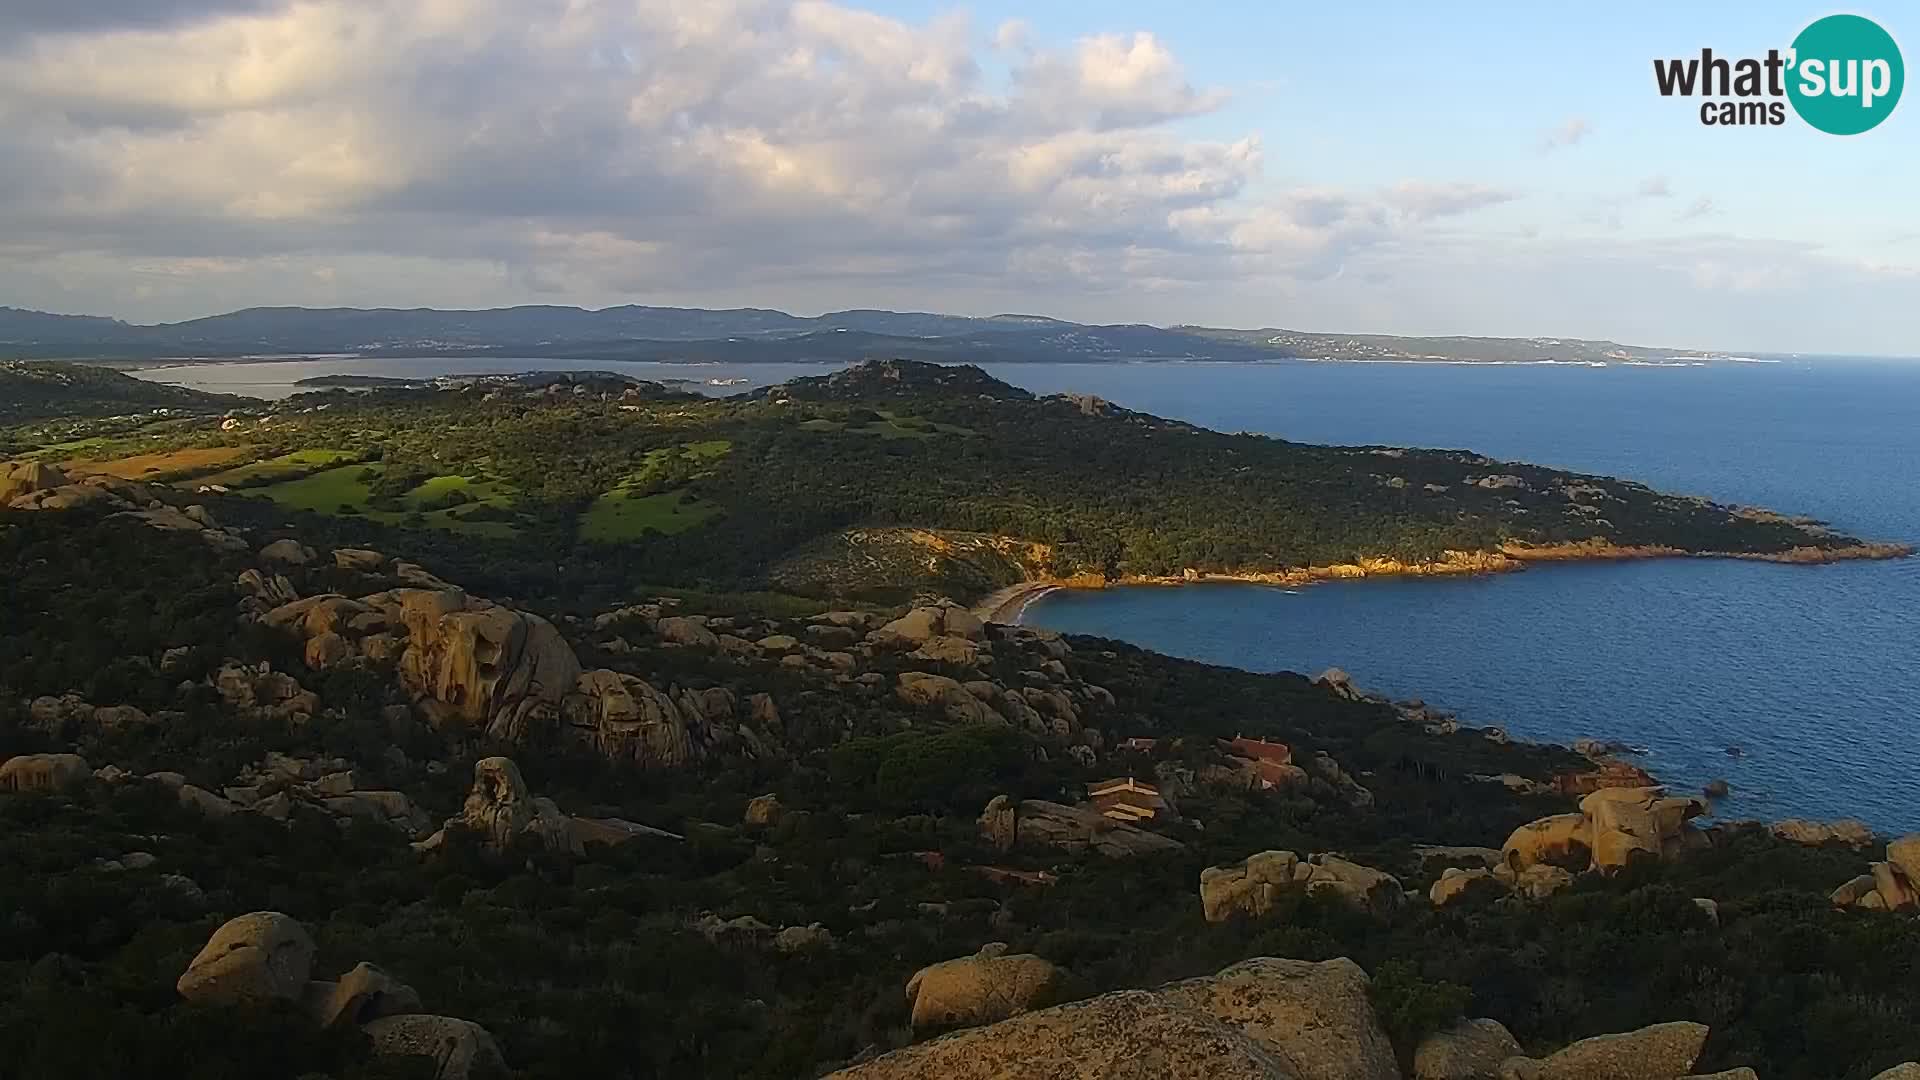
{"left": 0, "top": 1, "right": 1913, "bottom": 353}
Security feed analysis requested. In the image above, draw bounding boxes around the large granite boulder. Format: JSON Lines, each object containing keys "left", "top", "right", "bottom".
{"left": 419, "top": 756, "right": 572, "bottom": 854}
{"left": 825, "top": 989, "right": 1299, "bottom": 1079}
{"left": 0, "top": 753, "right": 92, "bottom": 793}
{"left": 391, "top": 591, "right": 583, "bottom": 741}
{"left": 873, "top": 603, "right": 986, "bottom": 648}
{"left": 898, "top": 672, "right": 1003, "bottom": 725}
{"left": 362, "top": 1015, "right": 506, "bottom": 1080}
{"left": 1886, "top": 834, "right": 1920, "bottom": 885}
{"left": 905, "top": 943, "right": 1066, "bottom": 1034}
{"left": 258, "top": 538, "right": 315, "bottom": 565}
{"left": 1430, "top": 867, "right": 1505, "bottom": 908}
{"left": 1201, "top": 850, "right": 1302, "bottom": 923}
{"left": 1200, "top": 852, "right": 1404, "bottom": 922}
{"left": 1303, "top": 855, "right": 1404, "bottom": 915}
{"left": 1415, "top": 1018, "right": 1523, "bottom": 1080}
{"left": 0, "top": 460, "right": 68, "bottom": 503}
{"left": 1498, "top": 863, "right": 1577, "bottom": 901}
{"left": 655, "top": 616, "right": 719, "bottom": 648}
{"left": 563, "top": 669, "right": 698, "bottom": 767}
{"left": 1496, "top": 1020, "right": 1708, "bottom": 1080}
{"left": 305, "top": 961, "right": 421, "bottom": 1028}
{"left": 1501, "top": 814, "right": 1591, "bottom": 872}
{"left": 1159, "top": 957, "right": 1397, "bottom": 1080}
{"left": 176, "top": 912, "right": 316, "bottom": 1005}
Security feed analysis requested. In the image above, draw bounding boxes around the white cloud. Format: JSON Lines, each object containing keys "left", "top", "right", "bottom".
{"left": 0, "top": 0, "right": 1496, "bottom": 317}
{"left": 1540, "top": 115, "right": 1592, "bottom": 151}
{"left": 0, "top": 1, "right": 1903, "bottom": 357}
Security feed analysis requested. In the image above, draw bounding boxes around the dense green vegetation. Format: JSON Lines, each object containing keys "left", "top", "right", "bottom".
{"left": 1, "top": 511, "right": 1917, "bottom": 1079}
{"left": 5, "top": 361, "right": 1868, "bottom": 613}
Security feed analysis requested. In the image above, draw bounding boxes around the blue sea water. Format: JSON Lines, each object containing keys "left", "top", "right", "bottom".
{"left": 997, "top": 359, "right": 1920, "bottom": 833}
{"left": 138, "top": 355, "right": 1920, "bottom": 831}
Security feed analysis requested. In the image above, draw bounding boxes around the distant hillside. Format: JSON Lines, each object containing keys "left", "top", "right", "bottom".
{"left": 0, "top": 360, "right": 243, "bottom": 423}
{"left": 0, "top": 303, "right": 1721, "bottom": 366}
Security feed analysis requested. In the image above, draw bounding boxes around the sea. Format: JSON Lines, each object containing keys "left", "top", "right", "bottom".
{"left": 133, "top": 354, "right": 1920, "bottom": 833}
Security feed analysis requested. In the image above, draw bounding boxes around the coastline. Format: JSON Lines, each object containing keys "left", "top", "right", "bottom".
{"left": 974, "top": 539, "right": 1914, "bottom": 624}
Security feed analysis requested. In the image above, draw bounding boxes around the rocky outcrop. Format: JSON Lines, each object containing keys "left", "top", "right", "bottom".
{"left": 362, "top": 1015, "right": 506, "bottom": 1080}
{"left": 1498, "top": 863, "right": 1577, "bottom": 901}
{"left": 1771, "top": 819, "right": 1875, "bottom": 847}
{"left": 979, "top": 794, "right": 1183, "bottom": 858}
{"left": 828, "top": 989, "right": 1296, "bottom": 1079}
{"left": 1496, "top": 1020, "right": 1707, "bottom": 1079}
{"left": 173, "top": 911, "right": 497, "bottom": 1076}
{"left": 656, "top": 615, "right": 719, "bottom": 648}
{"left": 1502, "top": 787, "right": 1703, "bottom": 877}
{"left": 306, "top": 962, "right": 422, "bottom": 1028}
{"left": 564, "top": 669, "right": 700, "bottom": 767}
{"left": 259, "top": 538, "right": 315, "bottom": 565}
{"left": 0, "top": 753, "right": 92, "bottom": 793}
{"left": 871, "top": 602, "right": 986, "bottom": 650}
{"left": 897, "top": 672, "right": 1003, "bottom": 725}
{"left": 837, "top": 955, "right": 1402, "bottom": 1080}
{"left": 1501, "top": 814, "right": 1592, "bottom": 872}
{"left": 1430, "top": 867, "right": 1504, "bottom": 908}
{"left": 264, "top": 585, "right": 771, "bottom": 768}
{"left": 1830, "top": 832, "right": 1920, "bottom": 913}
{"left": 1199, "top": 851, "right": 1404, "bottom": 923}
{"left": 1160, "top": 957, "right": 1398, "bottom": 1080}
{"left": 1201, "top": 850, "right": 1302, "bottom": 922}
{"left": 0, "top": 460, "right": 68, "bottom": 503}
{"left": 414, "top": 756, "right": 677, "bottom": 857}
{"left": 176, "top": 912, "right": 318, "bottom": 1006}
{"left": 213, "top": 662, "right": 320, "bottom": 724}
{"left": 1415, "top": 1018, "right": 1523, "bottom": 1080}
{"left": 905, "top": 943, "right": 1065, "bottom": 1034}
{"left": 416, "top": 756, "right": 571, "bottom": 854}
{"left": 393, "top": 591, "right": 582, "bottom": 739}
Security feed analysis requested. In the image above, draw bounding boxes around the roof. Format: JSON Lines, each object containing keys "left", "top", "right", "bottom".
{"left": 1088, "top": 776, "right": 1160, "bottom": 798}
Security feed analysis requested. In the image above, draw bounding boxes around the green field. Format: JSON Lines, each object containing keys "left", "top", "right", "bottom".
{"left": 245, "top": 463, "right": 522, "bottom": 538}
{"left": 195, "top": 449, "right": 358, "bottom": 487}
{"left": 580, "top": 490, "right": 721, "bottom": 541}
{"left": 577, "top": 440, "right": 732, "bottom": 542}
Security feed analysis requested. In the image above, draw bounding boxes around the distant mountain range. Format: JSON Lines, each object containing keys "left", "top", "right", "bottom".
{"left": 0, "top": 304, "right": 1725, "bottom": 366}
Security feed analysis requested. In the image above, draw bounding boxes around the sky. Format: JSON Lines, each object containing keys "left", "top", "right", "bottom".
{"left": 0, "top": 1, "right": 1915, "bottom": 354}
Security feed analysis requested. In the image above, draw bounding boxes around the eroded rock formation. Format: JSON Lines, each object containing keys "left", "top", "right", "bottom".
{"left": 1200, "top": 850, "right": 1406, "bottom": 923}
{"left": 1501, "top": 786, "right": 1705, "bottom": 877}
{"left": 1831, "top": 832, "right": 1920, "bottom": 912}
{"left": 414, "top": 756, "right": 679, "bottom": 857}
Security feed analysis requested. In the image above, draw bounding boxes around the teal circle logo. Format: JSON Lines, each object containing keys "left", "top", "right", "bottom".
{"left": 1787, "top": 14, "right": 1904, "bottom": 134}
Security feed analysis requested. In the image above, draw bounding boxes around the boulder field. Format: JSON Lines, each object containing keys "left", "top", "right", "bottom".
{"left": 176, "top": 912, "right": 502, "bottom": 1079}
{"left": 828, "top": 954, "right": 1877, "bottom": 1080}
